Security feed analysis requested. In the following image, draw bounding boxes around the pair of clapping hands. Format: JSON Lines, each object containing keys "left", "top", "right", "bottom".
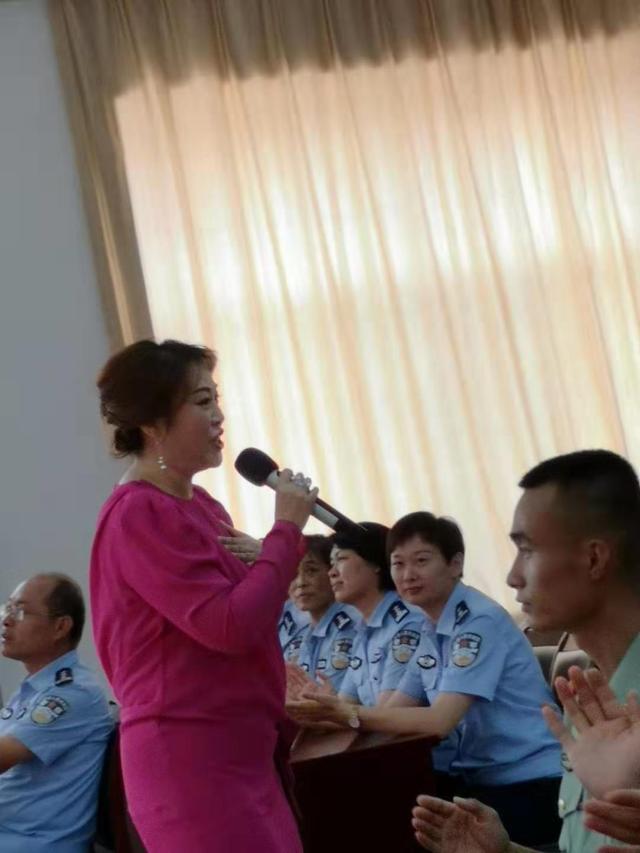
{"left": 413, "top": 666, "right": 640, "bottom": 853}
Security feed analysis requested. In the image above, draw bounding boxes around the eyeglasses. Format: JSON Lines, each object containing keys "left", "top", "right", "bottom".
{"left": 0, "top": 602, "right": 52, "bottom": 623}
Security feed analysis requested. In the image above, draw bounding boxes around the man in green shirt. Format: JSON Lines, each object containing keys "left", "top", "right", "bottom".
{"left": 412, "top": 449, "right": 640, "bottom": 853}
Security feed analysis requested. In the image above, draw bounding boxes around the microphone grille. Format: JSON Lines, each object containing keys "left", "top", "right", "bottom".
{"left": 235, "top": 448, "right": 279, "bottom": 486}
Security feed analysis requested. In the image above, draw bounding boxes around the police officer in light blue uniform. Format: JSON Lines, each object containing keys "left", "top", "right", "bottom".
{"left": 294, "top": 601, "right": 361, "bottom": 691}
{"left": 327, "top": 522, "right": 425, "bottom": 706}
{"left": 0, "top": 574, "right": 113, "bottom": 853}
{"left": 385, "top": 512, "right": 562, "bottom": 848}
{"left": 282, "top": 535, "right": 360, "bottom": 692}
{"left": 278, "top": 597, "right": 310, "bottom": 653}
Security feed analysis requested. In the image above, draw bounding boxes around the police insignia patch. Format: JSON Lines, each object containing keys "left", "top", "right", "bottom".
{"left": 331, "top": 638, "right": 352, "bottom": 670}
{"left": 285, "top": 636, "right": 304, "bottom": 664}
{"left": 31, "top": 696, "right": 69, "bottom": 725}
{"left": 390, "top": 602, "right": 409, "bottom": 623}
{"left": 451, "top": 633, "right": 482, "bottom": 667}
{"left": 454, "top": 602, "right": 470, "bottom": 628}
{"left": 332, "top": 612, "right": 352, "bottom": 631}
{"left": 392, "top": 629, "right": 420, "bottom": 663}
{"left": 350, "top": 656, "right": 363, "bottom": 670}
{"left": 418, "top": 655, "right": 437, "bottom": 670}
{"left": 280, "top": 611, "right": 295, "bottom": 636}
{"left": 54, "top": 667, "right": 74, "bottom": 686}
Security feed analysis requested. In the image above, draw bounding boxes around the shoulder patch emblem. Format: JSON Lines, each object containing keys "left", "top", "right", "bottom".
{"left": 392, "top": 629, "right": 421, "bottom": 663}
{"left": 417, "top": 654, "right": 437, "bottom": 670}
{"left": 389, "top": 602, "right": 409, "bottom": 623}
{"left": 451, "top": 632, "right": 482, "bottom": 668}
{"left": 1, "top": 707, "right": 13, "bottom": 720}
{"left": 31, "top": 696, "right": 70, "bottom": 726}
{"left": 332, "top": 611, "right": 353, "bottom": 631}
{"left": 284, "top": 636, "right": 304, "bottom": 663}
{"left": 331, "top": 638, "right": 353, "bottom": 671}
{"left": 350, "top": 656, "right": 363, "bottom": 670}
{"left": 54, "top": 667, "right": 74, "bottom": 687}
{"left": 454, "top": 602, "right": 470, "bottom": 628}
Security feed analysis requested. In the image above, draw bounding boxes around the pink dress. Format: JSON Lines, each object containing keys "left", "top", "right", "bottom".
{"left": 90, "top": 481, "right": 304, "bottom": 853}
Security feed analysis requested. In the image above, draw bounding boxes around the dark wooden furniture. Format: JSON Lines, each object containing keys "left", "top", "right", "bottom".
{"left": 292, "top": 731, "right": 437, "bottom": 852}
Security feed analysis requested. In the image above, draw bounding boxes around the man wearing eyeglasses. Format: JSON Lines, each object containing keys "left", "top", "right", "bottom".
{"left": 0, "top": 573, "right": 113, "bottom": 852}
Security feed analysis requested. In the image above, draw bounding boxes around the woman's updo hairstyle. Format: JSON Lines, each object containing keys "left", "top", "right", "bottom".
{"left": 97, "top": 339, "right": 216, "bottom": 456}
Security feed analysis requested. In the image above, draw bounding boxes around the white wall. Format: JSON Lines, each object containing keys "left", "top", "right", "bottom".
{"left": 0, "top": 0, "right": 121, "bottom": 697}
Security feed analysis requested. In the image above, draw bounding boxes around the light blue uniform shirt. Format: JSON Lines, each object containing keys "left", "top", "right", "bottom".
{"left": 283, "top": 602, "right": 361, "bottom": 691}
{"left": 0, "top": 650, "right": 114, "bottom": 853}
{"left": 395, "top": 582, "right": 562, "bottom": 786}
{"left": 278, "top": 600, "right": 310, "bottom": 652}
{"left": 339, "top": 592, "right": 426, "bottom": 706}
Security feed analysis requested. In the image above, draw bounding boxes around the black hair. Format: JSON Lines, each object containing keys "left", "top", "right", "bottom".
{"left": 519, "top": 449, "right": 640, "bottom": 583}
{"left": 331, "top": 522, "right": 393, "bottom": 591}
{"left": 387, "top": 511, "right": 465, "bottom": 563}
{"left": 97, "top": 339, "right": 216, "bottom": 456}
{"left": 41, "top": 573, "right": 86, "bottom": 647}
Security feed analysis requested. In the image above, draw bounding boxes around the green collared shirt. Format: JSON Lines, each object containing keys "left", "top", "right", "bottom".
{"left": 559, "top": 633, "right": 640, "bottom": 852}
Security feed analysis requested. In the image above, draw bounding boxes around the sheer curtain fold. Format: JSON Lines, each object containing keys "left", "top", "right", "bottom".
{"left": 51, "top": 0, "right": 640, "bottom": 606}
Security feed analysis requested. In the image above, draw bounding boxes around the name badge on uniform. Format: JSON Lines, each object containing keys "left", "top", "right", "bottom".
{"left": 392, "top": 629, "right": 420, "bottom": 663}
{"left": 451, "top": 633, "right": 482, "bottom": 668}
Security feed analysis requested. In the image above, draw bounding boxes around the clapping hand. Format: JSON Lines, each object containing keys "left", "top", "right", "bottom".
{"left": 412, "top": 795, "right": 510, "bottom": 853}
{"left": 542, "top": 666, "right": 640, "bottom": 799}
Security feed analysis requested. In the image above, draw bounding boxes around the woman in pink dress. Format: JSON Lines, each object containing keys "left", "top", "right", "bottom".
{"left": 90, "top": 339, "right": 316, "bottom": 852}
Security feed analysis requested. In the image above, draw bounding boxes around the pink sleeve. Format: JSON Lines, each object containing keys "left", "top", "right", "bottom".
{"left": 109, "top": 491, "right": 304, "bottom": 655}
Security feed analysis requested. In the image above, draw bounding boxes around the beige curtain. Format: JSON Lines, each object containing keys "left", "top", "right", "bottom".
{"left": 52, "top": 0, "right": 640, "bottom": 607}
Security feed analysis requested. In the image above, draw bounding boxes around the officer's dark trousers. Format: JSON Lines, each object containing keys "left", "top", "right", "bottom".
{"left": 435, "top": 773, "right": 562, "bottom": 849}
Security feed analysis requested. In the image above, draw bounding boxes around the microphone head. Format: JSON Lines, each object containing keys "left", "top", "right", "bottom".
{"left": 235, "top": 448, "right": 279, "bottom": 486}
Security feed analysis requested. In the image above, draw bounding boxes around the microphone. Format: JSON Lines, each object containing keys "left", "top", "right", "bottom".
{"left": 235, "top": 448, "right": 368, "bottom": 538}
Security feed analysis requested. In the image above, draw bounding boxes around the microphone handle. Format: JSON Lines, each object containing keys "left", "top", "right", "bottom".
{"left": 264, "top": 471, "right": 364, "bottom": 536}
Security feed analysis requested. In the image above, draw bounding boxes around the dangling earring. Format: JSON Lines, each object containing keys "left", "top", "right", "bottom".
{"left": 156, "top": 444, "right": 168, "bottom": 471}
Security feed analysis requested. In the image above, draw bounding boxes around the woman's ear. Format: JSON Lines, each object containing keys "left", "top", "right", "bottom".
{"left": 451, "top": 552, "right": 464, "bottom": 579}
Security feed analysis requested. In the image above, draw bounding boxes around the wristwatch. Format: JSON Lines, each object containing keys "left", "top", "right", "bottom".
{"left": 347, "top": 707, "right": 361, "bottom": 730}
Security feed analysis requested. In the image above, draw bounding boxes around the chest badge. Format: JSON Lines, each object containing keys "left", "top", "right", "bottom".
{"left": 418, "top": 654, "right": 437, "bottom": 670}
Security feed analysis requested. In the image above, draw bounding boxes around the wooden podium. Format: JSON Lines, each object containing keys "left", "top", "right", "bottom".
{"left": 292, "top": 731, "right": 437, "bottom": 852}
